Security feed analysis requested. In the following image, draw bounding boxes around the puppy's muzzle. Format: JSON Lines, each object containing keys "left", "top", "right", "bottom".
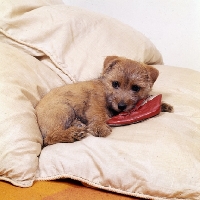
{"left": 118, "top": 101, "right": 127, "bottom": 111}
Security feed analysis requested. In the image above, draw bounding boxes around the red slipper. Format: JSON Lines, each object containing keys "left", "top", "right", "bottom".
{"left": 107, "top": 94, "right": 162, "bottom": 126}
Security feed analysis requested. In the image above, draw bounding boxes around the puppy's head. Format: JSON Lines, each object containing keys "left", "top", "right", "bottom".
{"left": 101, "top": 56, "right": 159, "bottom": 113}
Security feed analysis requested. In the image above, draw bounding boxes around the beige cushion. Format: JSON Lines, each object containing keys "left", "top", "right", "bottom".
{"left": 0, "top": 42, "right": 64, "bottom": 187}
{"left": 1, "top": 1, "right": 200, "bottom": 199}
{"left": 0, "top": 0, "right": 163, "bottom": 84}
{"left": 36, "top": 65, "right": 200, "bottom": 199}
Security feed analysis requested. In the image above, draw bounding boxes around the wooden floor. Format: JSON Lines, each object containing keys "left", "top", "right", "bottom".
{"left": 0, "top": 179, "right": 142, "bottom": 200}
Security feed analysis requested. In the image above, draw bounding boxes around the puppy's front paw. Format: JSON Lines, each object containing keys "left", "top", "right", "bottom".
{"left": 71, "top": 127, "right": 88, "bottom": 141}
{"left": 161, "top": 102, "right": 173, "bottom": 113}
{"left": 88, "top": 123, "right": 112, "bottom": 137}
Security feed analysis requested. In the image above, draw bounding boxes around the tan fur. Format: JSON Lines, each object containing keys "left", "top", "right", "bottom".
{"left": 36, "top": 56, "right": 173, "bottom": 146}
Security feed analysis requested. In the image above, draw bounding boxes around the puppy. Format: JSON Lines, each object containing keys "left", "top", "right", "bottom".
{"left": 36, "top": 56, "right": 173, "bottom": 146}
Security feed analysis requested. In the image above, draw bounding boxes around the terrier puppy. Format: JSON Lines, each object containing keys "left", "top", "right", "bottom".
{"left": 36, "top": 56, "right": 173, "bottom": 146}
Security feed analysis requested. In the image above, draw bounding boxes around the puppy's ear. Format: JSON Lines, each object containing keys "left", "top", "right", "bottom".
{"left": 103, "top": 56, "right": 120, "bottom": 74}
{"left": 146, "top": 65, "right": 159, "bottom": 83}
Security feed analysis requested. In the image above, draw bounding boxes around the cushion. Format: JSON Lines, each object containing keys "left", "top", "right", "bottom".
{"left": 0, "top": 0, "right": 163, "bottom": 84}
{"left": 0, "top": 42, "right": 64, "bottom": 187}
{"left": 36, "top": 65, "right": 200, "bottom": 199}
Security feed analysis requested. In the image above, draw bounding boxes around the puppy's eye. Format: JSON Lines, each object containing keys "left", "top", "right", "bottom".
{"left": 131, "top": 85, "right": 140, "bottom": 92}
{"left": 112, "top": 81, "right": 120, "bottom": 89}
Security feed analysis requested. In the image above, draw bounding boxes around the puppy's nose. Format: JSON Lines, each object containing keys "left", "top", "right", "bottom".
{"left": 118, "top": 101, "right": 127, "bottom": 111}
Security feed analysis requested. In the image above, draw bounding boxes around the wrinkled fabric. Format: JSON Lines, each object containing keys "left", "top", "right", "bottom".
{"left": 36, "top": 65, "right": 200, "bottom": 199}
{"left": 0, "top": 1, "right": 200, "bottom": 199}
{"left": 0, "top": 42, "right": 64, "bottom": 187}
{"left": 0, "top": 0, "right": 163, "bottom": 83}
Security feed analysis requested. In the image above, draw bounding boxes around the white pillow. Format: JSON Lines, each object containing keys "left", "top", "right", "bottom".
{"left": 36, "top": 65, "right": 200, "bottom": 199}
{"left": 0, "top": 0, "right": 163, "bottom": 84}
{"left": 0, "top": 42, "right": 64, "bottom": 187}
